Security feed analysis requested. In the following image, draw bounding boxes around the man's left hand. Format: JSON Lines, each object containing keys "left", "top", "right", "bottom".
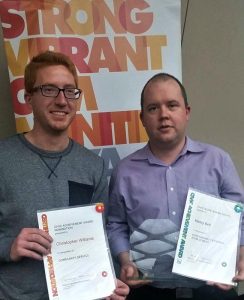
{"left": 207, "top": 245, "right": 244, "bottom": 290}
{"left": 106, "top": 279, "right": 129, "bottom": 300}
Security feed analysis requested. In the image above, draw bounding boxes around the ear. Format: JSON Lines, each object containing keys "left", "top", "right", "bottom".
{"left": 140, "top": 111, "right": 145, "bottom": 127}
{"left": 24, "top": 92, "right": 32, "bottom": 107}
{"left": 186, "top": 105, "right": 191, "bottom": 121}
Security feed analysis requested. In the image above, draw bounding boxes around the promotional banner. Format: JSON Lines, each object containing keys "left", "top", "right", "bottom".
{"left": 0, "top": 0, "right": 181, "bottom": 174}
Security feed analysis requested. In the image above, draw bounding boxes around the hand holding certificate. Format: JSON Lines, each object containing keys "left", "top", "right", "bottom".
{"left": 173, "top": 188, "right": 243, "bottom": 286}
{"left": 37, "top": 204, "right": 116, "bottom": 300}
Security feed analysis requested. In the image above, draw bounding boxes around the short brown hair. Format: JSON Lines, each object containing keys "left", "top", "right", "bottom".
{"left": 140, "top": 73, "right": 188, "bottom": 110}
{"left": 24, "top": 51, "right": 78, "bottom": 93}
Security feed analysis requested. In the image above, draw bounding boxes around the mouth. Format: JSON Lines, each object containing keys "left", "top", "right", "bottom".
{"left": 51, "top": 111, "right": 68, "bottom": 116}
{"left": 158, "top": 124, "right": 173, "bottom": 130}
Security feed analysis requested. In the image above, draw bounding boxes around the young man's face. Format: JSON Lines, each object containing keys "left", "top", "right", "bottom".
{"left": 140, "top": 79, "right": 190, "bottom": 150}
{"left": 25, "top": 65, "right": 78, "bottom": 134}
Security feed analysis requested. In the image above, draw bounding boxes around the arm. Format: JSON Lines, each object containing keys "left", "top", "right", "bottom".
{"left": 106, "top": 167, "right": 131, "bottom": 257}
{"left": 107, "top": 166, "right": 151, "bottom": 288}
{"left": 221, "top": 154, "right": 244, "bottom": 284}
{"left": 234, "top": 245, "right": 244, "bottom": 282}
{"left": 211, "top": 154, "right": 244, "bottom": 290}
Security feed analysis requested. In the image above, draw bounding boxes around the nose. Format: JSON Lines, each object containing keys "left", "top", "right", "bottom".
{"left": 159, "top": 105, "right": 169, "bottom": 119}
{"left": 54, "top": 90, "right": 68, "bottom": 106}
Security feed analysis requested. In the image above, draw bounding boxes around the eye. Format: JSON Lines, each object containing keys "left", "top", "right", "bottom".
{"left": 168, "top": 101, "right": 179, "bottom": 110}
{"left": 147, "top": 105, "right": 157, "bottom": 113}
{"left": 45, "top": 86, "right": 55, "bottom": 92}
{"left": 43, "top": 86, "right": 57, "bottom": 94}
{"left": 65, "top": 88, "right": 76, "bottom": 95}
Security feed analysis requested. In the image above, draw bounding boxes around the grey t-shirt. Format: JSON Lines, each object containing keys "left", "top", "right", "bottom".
{"left": 0, "top": 134, "right": 108, "bottom": 300}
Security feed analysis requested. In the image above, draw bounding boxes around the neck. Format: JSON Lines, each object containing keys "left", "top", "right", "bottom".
{"left": 149, "top": 138, "right": 186, "bottom": 165}
{"left": 25, "top": 130, "right": 70, "bottom": 152}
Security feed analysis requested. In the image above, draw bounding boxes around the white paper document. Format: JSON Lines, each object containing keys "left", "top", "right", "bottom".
{"left": 37, "top": 204, "right": 116, "bottom": 300}
{"left": 173, "top": 188, "right": 243, "bottom": 285}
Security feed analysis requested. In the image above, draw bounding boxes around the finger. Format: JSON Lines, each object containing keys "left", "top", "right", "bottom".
{"left": 125, "top": 265, "right": 135, "bottom": 278}
{"left": 26, "top": 233, "right": 52, "bottom": 250}
{"left": 233, "top": 270, "right": 244, "bottom": 282}
{"left": 206, "top": 281, "right": 233, "bottom": 291}
{"left": 14, "top": 247, "right": 44, "bottom": 261}
{"left": 26, "top": 240, "right": 51, "bottom": 255}
{"left": 126, "top": 278, "right": 151, "bottom": 287}
{"left": 38, "top": 229, "right": 53, "bottom": 242}
{"left": 106, "top": 294, "right": 126, "bottom": 300}
{"left": 214, "top": 283, "right": 233, "bottom": 291}
{"left": 10, "top": 232, "right": 52, "bottom": 261}
{"left": 234, "top": 274, "right": 244, "bottom": 282}
{"left": 22, "top": 228, "right": 53, "bottom": 243}
{"left": 115, "top": 280, "right": 129, "bottom": 293}
{"left": 15, "top": 239, "right": 51, "bottom": 257}
{"left": 16, "top": 233, "right": 52, "bottom": 254}
{"left": 10, "top": 241, "right": 45, "bottom": 261}
{"left": 114, "top": 286, "right": 129, "bottom": 297}
{"left": 216, "top": 284, "right": 233, "bottom": 291}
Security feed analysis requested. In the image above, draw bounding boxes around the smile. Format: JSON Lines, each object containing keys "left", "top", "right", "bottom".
{"left": 51, "top": 111, "right": 67, "bottom": 116}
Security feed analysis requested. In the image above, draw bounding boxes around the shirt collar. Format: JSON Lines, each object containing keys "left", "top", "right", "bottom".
{"left": 131, "top": 137, "right": 205, "bottom": 165}
{"left": 182, "top": 137, "right": 205, "bottom": 154}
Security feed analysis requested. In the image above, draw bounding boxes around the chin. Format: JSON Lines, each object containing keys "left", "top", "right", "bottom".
{"left": 50, "top": 120, "right": 71, "bottom": 131}
{"left": 49, "top": 124, "right": 70, "bottom": 133}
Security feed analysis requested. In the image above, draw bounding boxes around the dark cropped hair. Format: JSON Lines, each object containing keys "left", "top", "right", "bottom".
{"left": 140, "top": 73, "right": 188, "bottom": 110}
{"left": 24, "top": 51, "right": 78, "bottom": 93}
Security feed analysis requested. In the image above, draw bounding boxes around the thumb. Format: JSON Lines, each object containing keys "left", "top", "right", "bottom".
{"left": 234, "top": 270, "right": 244, "bottom": 282}
{"left": 125, "top": 264, "right": 136, "bottom": 278}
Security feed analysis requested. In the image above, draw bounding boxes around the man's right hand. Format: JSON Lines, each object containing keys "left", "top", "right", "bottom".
{"left": 10, "top": 228, "right": 53, "bottom": 261}
{"left": 119, "top": 252, "right": 151, "bottom": 287}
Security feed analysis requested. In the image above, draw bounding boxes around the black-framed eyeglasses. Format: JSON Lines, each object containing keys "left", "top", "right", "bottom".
{"left": 31, "top": 85, "right": 82, "bottom": 100}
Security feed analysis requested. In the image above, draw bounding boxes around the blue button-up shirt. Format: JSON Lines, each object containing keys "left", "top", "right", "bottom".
{"left": 107, "top": 138, "right": 244, "bottom": 288}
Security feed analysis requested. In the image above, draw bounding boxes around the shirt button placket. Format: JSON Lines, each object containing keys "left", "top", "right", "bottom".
{"left": 166, "top": 166, "right": 178, "bottom": 220}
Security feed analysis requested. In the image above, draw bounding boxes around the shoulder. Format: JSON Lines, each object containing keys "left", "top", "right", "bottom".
{"left": 189, "top": 138, "right": 231, "bottom": 157}
{"left": 188, "top": 138, "right": 233, "bottom": 166}
{"left": 111, "top": 146, "right": 146, "bottom": 179}
{"left": 118, "top": 147, "right": 145, "bottom": 166}
{"left": 71, "top": 140, "right": 104, "bottom": 164}
{"left": 0, "top": 134, "right": 21, "bottom": 153}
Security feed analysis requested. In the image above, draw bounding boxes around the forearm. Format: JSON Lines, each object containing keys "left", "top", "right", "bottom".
{"left": 0, "top": 236, "right": 15, "bottom": 262}
{"left": 118, "top": 251, "right": 130, "bottom": 266}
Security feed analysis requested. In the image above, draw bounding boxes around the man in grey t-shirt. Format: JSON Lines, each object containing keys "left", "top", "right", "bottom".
{"left": 0, "top": 51, "right": 128, "bottom": 300}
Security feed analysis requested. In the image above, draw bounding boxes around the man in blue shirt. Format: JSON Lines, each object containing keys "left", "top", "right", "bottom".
{"left": 107, "top": 73, "right": 244, "bottom": 299}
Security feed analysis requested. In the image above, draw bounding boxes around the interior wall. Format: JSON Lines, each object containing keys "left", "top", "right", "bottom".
{"left": 0, "top": 0, "right": 243, "bottom": 182}
{"left": 181, "top": 0, "right": 244, "bottom": 182}
{"left": 0, "top": 25, "right": 16, "bottom": 138}
{"left": 181, "top": 3, "right": 244, "bottom": 292}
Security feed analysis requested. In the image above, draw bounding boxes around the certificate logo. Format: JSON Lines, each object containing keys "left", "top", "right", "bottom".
{"left": 96, "top": 203, "right": 105, "bottom": 213}
{"left": 102, "top": 271, "right": 108, "bottom": 277}
{"left": 234, "top": 204, "right": 243, "bottom": 213}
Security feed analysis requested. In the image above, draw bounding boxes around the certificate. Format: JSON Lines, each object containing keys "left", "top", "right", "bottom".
{"left": 37, "top": 204, "right": 116, "bottom": 300}
{"left": 172, "top": 188, "right": 243, "bottom": 285}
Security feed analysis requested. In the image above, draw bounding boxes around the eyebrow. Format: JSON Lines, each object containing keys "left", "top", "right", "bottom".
{"left": 41, "top": 83, "right": 76, "bottom": 88}
{"left": 145, "top": 102, "right": 159, "bottom": 108}
{"left": 146, "top": 99, "right": 180, "bottom": 105}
